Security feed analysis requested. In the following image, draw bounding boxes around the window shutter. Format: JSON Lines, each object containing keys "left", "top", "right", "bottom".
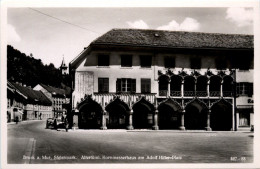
{"left": 98, "top": 78, "right": 102, "bottom": 93}
{"left": 116, "top": 79, "right": 121, "bottom": 93}
{"left": 131, "top": 79, "right": 136, "bottom": 93}
{"left": 104, "top": 78, "right": 109, "bottom": 93}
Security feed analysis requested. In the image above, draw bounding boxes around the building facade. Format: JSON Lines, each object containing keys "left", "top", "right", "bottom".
{"left": 70, "top": 29, "right": 254, "bottom": 131}
{"left": 34, "top": 83, "right": 71, "bottom": 117}
{"left": 8, "top": 81, "right": 53, "bottom": 121}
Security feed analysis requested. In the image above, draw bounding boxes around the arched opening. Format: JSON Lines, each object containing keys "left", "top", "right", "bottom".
{"left": 105, "top": 98, "right": 129, "bottom": 129}
{"left": 159, "top": 75, "right": 169, "bottom": 96}
{"left": 158, "top": 99, "right": 181, "bottom": 129}
{"left": 196, "top": 76, "right": 208, "bottom": 97}
{"left": 185, "top": 100, "right": 207, "bottom": 130}
{"left": 223, "top": 76, "right": 233, "bottom": 97}
{"left": 184, "top": 76, "right": 195, "bottom": 96}
{"left": 170, "top": 75, "right": 182, "bottom": 96}
{"left": 78, "top": 99, "right": 103, "bottom": 129}
{"left": 133, "top": 98, "right": 155, "bottom": 129}
{"left": 211, "top": 100, "right": 232, "bottom": 131}
{"left": 210, "top": 76, "right": 221, "bottom": 96}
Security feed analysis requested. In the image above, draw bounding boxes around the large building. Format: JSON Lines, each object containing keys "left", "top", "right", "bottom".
{"left": 69, "top": 29, "right": 254, "bottom": 131}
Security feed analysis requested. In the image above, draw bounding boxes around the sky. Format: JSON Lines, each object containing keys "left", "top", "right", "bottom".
{"left": 7, "top": 7, "right": 254, "bottom": 68}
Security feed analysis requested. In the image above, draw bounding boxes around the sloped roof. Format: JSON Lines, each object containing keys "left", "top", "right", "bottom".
{"left": 11, "top": 82, "right": 52, "bottom": 106}
{"left": 39, "top": 83, "right": 71, "bottom": 97}
{"left": 91, "top": 29, "right": 253, "bottom": 49}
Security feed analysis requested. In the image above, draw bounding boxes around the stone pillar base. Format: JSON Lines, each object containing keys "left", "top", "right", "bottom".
{"left": 205, "top": 127, "right": 212, "bottom": 131}
{"left": 152, "top": 125, "right": 159, "bottom": 130}
{"left": 72, "top": 127, "right": 78, "bottom": 130}
{"left": 100, "top": 126, "right": 107, "bottom": 130}
{"left": 179, "top": 126, "right": 185, "bottom": 130}
{"left": 127, "top": 125, "right": 134, "bottom": 130}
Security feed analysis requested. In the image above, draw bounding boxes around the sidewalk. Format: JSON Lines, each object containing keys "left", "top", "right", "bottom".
{"left": 7, "top": 120, "right": 43, "bottom": 125}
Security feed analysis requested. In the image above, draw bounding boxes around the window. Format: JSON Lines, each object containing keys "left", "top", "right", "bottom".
{"left": 116, "top": 78, "right": 136, "bottom": 93}
{"left": 121, "top": 55, "right": 132, "bottom": 67}
{"left": 164, "top": 56, "right": 175, "bottom": 68}
{"left": 239, "top": 110, "right": 250, "bottom": 127}
{"left": 141, "top": 79, "right": 151, "bottom": 93}
{"left": 98, "top": 54, "right": 109, "bottom": 66}
{"left": 140, "top": 55, "right": 152, "bottom": 68}
{"left": 190, "top": 57, "right": 201, "bottom": 69}
{"left": 215, "top": 57, "right": 227, "bottom": 70}
{"left": 98, "top": 78, "right": 109, "bottom": 93}
{"left": 236, "top": 82, "right": 253, "bottom": 96}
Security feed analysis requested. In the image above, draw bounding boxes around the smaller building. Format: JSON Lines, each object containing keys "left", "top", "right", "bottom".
{"left": 7, "top": 81, "right": 27, "bottom": 122}
{"left": 9, "top": 82, "right": 53, "bottom": 121}
{"left": 33, "top": 83, "right": 71, "bottom": 117}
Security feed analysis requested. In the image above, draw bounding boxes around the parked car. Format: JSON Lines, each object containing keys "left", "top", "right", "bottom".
{"left": 54, "top": 117, "right": 65, "bottom": 129}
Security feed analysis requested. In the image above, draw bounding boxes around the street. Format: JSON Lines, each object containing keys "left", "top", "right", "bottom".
{"left": 7, "top": 120, "right": 253, "bottom": 164}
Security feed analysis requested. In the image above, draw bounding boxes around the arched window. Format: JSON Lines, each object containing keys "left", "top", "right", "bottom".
{"left": 184, "top": 76, "right": 195, "bottom": 96}
{"left": 209, "top": 76, "right": 221, "bottom": 96}
{"left": 196, "top": 76, "right": 208, "bottom": 97}
{"left": 170, "top": 75, "right": 182, "bottom": 96}
{"left": 158, "top": 75, "right": 169, "bottom": 96}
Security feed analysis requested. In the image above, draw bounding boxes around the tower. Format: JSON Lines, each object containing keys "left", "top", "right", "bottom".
{"left": 60, "top": 56, "right": 68, "bottom": 75}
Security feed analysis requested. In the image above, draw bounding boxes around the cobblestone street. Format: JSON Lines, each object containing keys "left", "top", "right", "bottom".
{"left": 8, "top": 120, "right": 253, "bottom": 163}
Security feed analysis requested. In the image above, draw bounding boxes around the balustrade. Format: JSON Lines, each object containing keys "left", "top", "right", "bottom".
{"left": 184, "top": 91, "right": 195, "bottom": 97}
{"left": 170, "top": 91, "right": 181, "bottom": 96}
{"left": 93, "top": 93, "right": 156, "bottom": 106}
{"left": 159, "top": 90, "right": 168, "bottom": 96}
{"left": 210, "top": 91, "right": 220, "bottom": 97}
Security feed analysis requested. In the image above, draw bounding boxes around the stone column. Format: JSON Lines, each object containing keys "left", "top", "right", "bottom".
{"left": 168, "top": 79, "right": 171, "bottom": 97}
{"left": 72, "top": 113, "right": 79, "bottom": 130}
{"left": 194, "top": 79, "right": 197, "bottom": 96}
{"left": 100, "top": 111, "right": 107, "bottom": 130}
{"left": 179, "top": 110, "right": 185, "bottom": 130}
{"left": 232, "top": 98, "right": 235, "bottom": 131}
{"left": 127, "top": 110, "right": 134, "bottom": 130}
{"left": 205, "top": 109, "right": 212, "bottom": 131}
{"left": 207, "top": 80, "right": 210, "bottom": 97}
{"left": 181, "top": 79, "right": 184, "bottom": 97}
{"left": 152, "top": 109, "right": 159, "bottom": 130}
{"left": 220, "top": 79, "right": 223, "bottom": 97}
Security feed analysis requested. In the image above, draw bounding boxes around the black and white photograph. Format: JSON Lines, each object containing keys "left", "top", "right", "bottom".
{"left": 1, "top": 0, "right": 260, "bottom": 168}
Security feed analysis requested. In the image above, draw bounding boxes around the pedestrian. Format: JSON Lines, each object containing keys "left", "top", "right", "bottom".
{"left": 15, "top": 116, "right": 19, "bottom": 124}
{"left": 39, "top": 113, "right": 42, "bottom": 120}
{"left": 65, "top": 118, "right": 69, "bottom": 132}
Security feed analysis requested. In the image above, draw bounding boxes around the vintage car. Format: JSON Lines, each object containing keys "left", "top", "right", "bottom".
{"left": 46, "top": 113, "right": 66, "bottom": 129}
{"left": 46, "top": 118, "right": 55, "bottom": 129}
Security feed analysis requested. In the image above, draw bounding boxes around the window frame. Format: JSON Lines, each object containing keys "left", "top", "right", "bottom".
{"left": 121, "top": 54, "right": 133, "bottom": 67}
{"left": 141, "top": 78, "right": 151, "bottom": 93}
{"left": 98, "top": 78, "right": 109, "bottom": 93}
{"left": 190, "top": 57, "right": 201, "bottom": 69}
{"left": 116, "top": 78, "right": 136, "bottom": 93}
{"left": 164, "top": 56, "right": 176, "bottom": 68}
{"left": 140, "top": 55, "right": 152, "bottom": 68}
{"left": 97, "top": 54, "right": 110, "bottom": 67}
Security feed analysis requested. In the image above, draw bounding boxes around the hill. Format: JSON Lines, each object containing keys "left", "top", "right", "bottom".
{"left": 7, "top": 45, "right": 71, "bottom": 88}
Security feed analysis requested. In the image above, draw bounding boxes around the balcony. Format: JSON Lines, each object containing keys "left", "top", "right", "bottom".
{"left": 196, "top": 91, "right": 207, "bottom": 97}
{"left": 93, "top": 93, "right": 156, "bottom": 106}
{"left": 210, "top": 91, "right": 220, "bottom": 97}
{"left": 159, "top": 90, "right": 168, "bottom": 96}
{"left": 170, "top": 91, "right": 181, "bottom": 97}
{"left": 223, "top": 91, "right": 233, "bottom": 97}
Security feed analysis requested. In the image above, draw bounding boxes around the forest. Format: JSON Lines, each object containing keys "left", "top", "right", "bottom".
{"left": 7, "top": 45, "right": 71, "bottom": 88}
